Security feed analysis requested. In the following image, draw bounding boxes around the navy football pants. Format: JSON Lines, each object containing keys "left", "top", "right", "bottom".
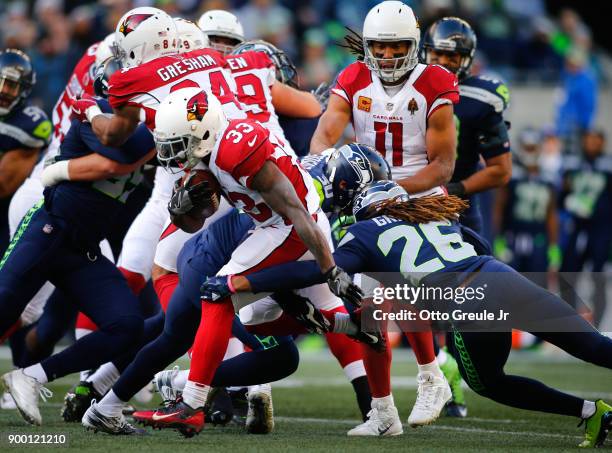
{"left": 0, "top": 202, "right": 143, "bottom": 381}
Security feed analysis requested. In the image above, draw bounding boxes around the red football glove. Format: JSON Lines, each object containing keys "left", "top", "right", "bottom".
{"left": 71, "top": 94, "right": 99, "bottom": 122}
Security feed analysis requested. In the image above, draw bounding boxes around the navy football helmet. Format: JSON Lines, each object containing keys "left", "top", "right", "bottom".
{"left": 421, "top": 17, "right": 477, "bottom": 80}
{"left": 352, "top": 180, "right": 409, "bottom": 221}
{"left": 0, "top": 49, "right": 35, "bottom": 116}
{"left": 325, "top": 143, "right": 391, "bottom": 214}
{"left": 93, "top": 57, "right": 123, "bottom": 99}
{"left": 231, "top": 39, "right": 299, "bottom": 88}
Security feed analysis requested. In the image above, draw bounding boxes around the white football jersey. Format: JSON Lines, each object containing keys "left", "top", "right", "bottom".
{"left": 332, "top": 61, "right": 459, "bottom": 197}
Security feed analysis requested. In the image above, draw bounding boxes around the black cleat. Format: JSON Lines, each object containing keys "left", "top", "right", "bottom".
{"left": 62, "top": 381, "right": 102, "bottom": 422}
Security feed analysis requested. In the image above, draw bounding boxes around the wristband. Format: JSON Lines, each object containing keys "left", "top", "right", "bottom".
{"left": 41, "top": 160, "right": 70, "bottom": 187}
{"left": 446, "top": 181, "right": 466, "bottom": 197}
{"left": 85, "top": 104, "right": 103, "bottom": 123}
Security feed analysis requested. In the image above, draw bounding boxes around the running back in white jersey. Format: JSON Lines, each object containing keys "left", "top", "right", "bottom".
{"left": 208, "top": 119, "right": 319, "bottom": 228}
{"left": 332, "top": 61, "right": 459, "bottom": 195}
{"left": 108, "top": 47, "right": 246, "bottom": 128}
{"left": 225, "top": 50, "right": 294, "bottom": 154}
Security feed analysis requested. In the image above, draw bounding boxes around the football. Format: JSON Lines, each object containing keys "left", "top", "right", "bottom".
{"left": 171, "top": 169, "right": 222, "bottom": 233}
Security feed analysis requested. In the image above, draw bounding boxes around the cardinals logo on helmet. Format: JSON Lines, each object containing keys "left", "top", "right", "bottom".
{"left": 119, "top": 14, "right": 153, "bottom": 36}
{"left": 186, "top": 91, "right": 209, "bottom": 121}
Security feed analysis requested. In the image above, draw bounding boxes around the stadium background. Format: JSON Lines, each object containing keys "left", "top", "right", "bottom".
{"left": 0, "top": 1, "right": 611, "bottom": 449}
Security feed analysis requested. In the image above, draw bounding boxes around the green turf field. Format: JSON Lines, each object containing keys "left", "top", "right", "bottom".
{"left": 0, "top": 344, "right": 609, "bottom": 452}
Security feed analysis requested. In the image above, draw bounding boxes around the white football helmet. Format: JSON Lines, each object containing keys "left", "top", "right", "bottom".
{"left": 362, "top": 1, "right": 420, "bottom": 83}
{"left": 95, "top": 34, "right": 116, "bottom": 69}
{"left": 114, "top": 7, "right": 178, "bottom": 68}
{"left": 154, "top": 87, "right": 228, "bottom": 170}
{"left": 197, "top": 10, "right": 244, "bottom": 55}
{"left": 174, "top": 18, "right": 208, "bottom": 53}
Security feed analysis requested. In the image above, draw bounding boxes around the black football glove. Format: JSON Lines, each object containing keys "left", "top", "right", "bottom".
{"left": 167, "top": 173, "right": 215, "bottom": 216}
{"left": 325, "top": 266, "right": 363, "bottom": 307}
{"left": 445, "top": 181, "right": 466, "bottom": 197}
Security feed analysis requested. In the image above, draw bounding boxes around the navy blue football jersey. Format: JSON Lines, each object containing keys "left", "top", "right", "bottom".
{"left": 299, "top": 152, "right": 333, "bottom": 213}
{"left": 43, "top": 98, "right": 154, "bottom": 242}
{"left": 452, "top": 75, "right": 510, "bottom": 182}
{"left": 247, "top": 216, "right": 490, "bottom": 293}
{"left": 562, "top": 153, "right": 612, "bottom": 222}
{"left": 278, "top": 116, "right": 319, "bottom": 157}
{"left": 0, "top": 102, "right": 51, "bottom": 156}
{"left": 503, "top": 165, "right": 555, "bottom": 234}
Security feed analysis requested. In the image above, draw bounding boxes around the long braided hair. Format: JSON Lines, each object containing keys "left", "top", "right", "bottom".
{"left": 368, "top": 195, "right": 469, "bottom": 224}
{"left": 338, "top": 27, "right": 365, "bottom": 61}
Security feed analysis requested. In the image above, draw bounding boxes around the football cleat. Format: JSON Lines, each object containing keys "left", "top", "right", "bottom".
{"left": 228, "top": 387, "right": 248, "bottom": 426}
{"left": 205, "top": 388, "right": 234, "bottom": 426}
{"left": 246, "top": 384, "right": 274, "bottom": 434}
{"left": 82, "top": 401, "right": 146, "bottom": 435}
{"left": 1, "top": 369, "right": 52, "bottom": 426}
{"left": 138, "top": 397, "right": 204, "bottom": 438}
{"left": 347, "top": 401, "right": 403, "bottom": 436}
{"left": 578, "top": 400, "right": 612, "bottom": 448}
{"left": 272, "top": 291, "right": 331, "bottom": 334}
{"left": 440, "top": 348, "right": 468, "bottom": 418}
{"left": 0, "top": 391, "right": 17, "bottom": 409}
{"left": 62, "top": 381, "right": 103, "bottom": 422}
{"left": 153, "top": 366, "right": 181, "bottom": 401}
{"left": 407, "top": 371, "right": 452, "bottom": 427}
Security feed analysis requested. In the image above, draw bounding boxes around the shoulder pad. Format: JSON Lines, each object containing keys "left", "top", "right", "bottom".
{"left": 0, "top": 105, "right": 51, "bottom": 148}
{"left": 460, "top": 75, "right": 510, "bottom": 112}
{"left": 595, "top": 155, "right": 612, "bottom": 174}
{"left": 333, "top": 62, "right": 372, "bottom": 103}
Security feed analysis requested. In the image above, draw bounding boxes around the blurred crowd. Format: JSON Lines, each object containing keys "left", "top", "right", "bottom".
{"left": 0, "top": 0, "right": 607, "bottom": 112}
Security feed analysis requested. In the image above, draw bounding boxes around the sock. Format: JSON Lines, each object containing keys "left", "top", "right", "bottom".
{"left": 188, "top": 298, "right": 234, "bottom": 386}
{"left": 326, "top": 331, "right": 363, "bottom": 368}
{"left": 372, "top": 393, "right": 394, "bottom": 407}
{"left": 23, "top": 363, "right": 48, "bottom": 384}
{"left": 582, "top": 400, "right": 596, "bottom": 419}
{"left": 182, "top": 380, "right": 210, "bottom": 409}
{"left": 418, "top": 359, "right": 444, "bottom": 378}
{"left": 436, "top": 347, "right": 448, "bottom": 366}
{"left": 404, "top": 331, "right": 436, "bottom": 364}
{"left": 87, "top": 362, "right": 120, "bottom": 395}
{"left": 332, "top": 313, "right": 358, "bottom": 335}
{"left": 351, "top": 375, "right": 372, "bottom": 421}
{"left": 153, "top": 273, "right": 179, "bottom": 312}
{"left": 362, "top": 331, "right": 392, "bottom": 398}
{"left": 96, "top": 389, "right": 125, "bottom": 418}
{"left": 118, "top": 267, "right": 147, "bottom": 296}
{"left": 248, "top": 383, "right": 271, "bottom": 397}
{"left": 173, "top": 369, "right": 189, "bottom": 391}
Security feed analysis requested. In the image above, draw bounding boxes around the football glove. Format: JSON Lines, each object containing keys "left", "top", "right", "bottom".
{"left": 325, "top": 266, "right": 363, "bottom": 307}
{"left": 167, "top": 173, "right": 215, "bottom": 217}
{"left": 71, "top": 94, "right": 102, "bottom": 123}
{"left": 201, "top": 275, "right": 234, "bottom": 302}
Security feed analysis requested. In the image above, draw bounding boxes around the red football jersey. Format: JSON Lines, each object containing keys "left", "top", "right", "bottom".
{"left": 50, "top": 42, "right": 98, "bottom": 144}
{"left": 108, "top": 48, "right": 244, "bottom": 129}
{"left": 208, "top": 119, "right": 319, "bottom": 227}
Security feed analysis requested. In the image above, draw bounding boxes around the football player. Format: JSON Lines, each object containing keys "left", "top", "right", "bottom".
{"left": 0, "top": 49, "right": 51, "bottom": 252}
{"left": 217, "top": 180, "right": 612, "bottom": 448}
{"left": 309, "top": 0, "right": 458, "bottom": 427}
{"left": 0, "top": 91, "right": 156, "bottom": 426}
{"left": 493, "top": 127, "right": 560, "bottom": 289}
{"left": 421, "top": 17, "right": 512, "bottom": 233}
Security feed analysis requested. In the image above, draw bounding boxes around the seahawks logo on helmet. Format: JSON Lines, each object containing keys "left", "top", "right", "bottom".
{"left": 186, "top": 91, "right": 209, "bottom": 121}
{"left": 118, "top": 14, "right": 154, "bottom": 36}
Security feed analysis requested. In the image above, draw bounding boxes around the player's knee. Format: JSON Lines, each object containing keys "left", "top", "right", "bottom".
{"left": 105, "top": 314, "right": 144, "bottom": 340}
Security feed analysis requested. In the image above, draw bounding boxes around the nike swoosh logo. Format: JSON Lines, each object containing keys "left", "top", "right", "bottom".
{"left": 247, "top": 135, "right": 257, "bottom": 147}
{"left": 453, "top": 81, "right": 458, "bottom": 86}
{"left": 378, "top": 423, "right": 392, "bottom": 435}
{"left": 151, "top": 411, "right": 180, "bottom": 421}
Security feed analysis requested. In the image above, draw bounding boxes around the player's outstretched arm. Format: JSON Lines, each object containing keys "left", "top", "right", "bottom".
{"left": 42, "top": 150, "right": 155, "bottom": 187}
{"left": 251, "top": 160, "right": 335, "bottom": 273}
{"left": 90, "top": 104, "right": 141, "bottom": 147}
{"left": 0, "top": 148, "right": 39, "bottom": 198}
{"left": 397, "top": 104, "right": 456, "bottom": 194}
{"left": 271, "top": 81, "right": 322, "bottom": 118}
{"left": 309, "top": 95, "right": 351, "bottom": 154}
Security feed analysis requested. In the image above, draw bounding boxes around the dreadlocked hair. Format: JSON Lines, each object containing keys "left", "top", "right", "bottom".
{"left": 369, "top": 195, "right": 469, "bottom": 224}
{"left": 337, "top": 26, "right": 365, "bottom": 61}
